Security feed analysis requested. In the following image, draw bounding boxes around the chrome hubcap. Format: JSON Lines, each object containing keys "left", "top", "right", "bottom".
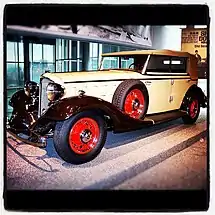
{"left": 80, "top": 129, "right": 92, "bottom": 143}
{"left": 132, "top": 99, "right": 140, "bottom": 110}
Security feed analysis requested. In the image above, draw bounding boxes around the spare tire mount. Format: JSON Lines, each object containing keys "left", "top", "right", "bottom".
{"left": 112, "top": 79, "right": 149, "bottom": 119}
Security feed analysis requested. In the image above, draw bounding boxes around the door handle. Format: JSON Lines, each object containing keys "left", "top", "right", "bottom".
{"left": 145, "top": 81, "right": 151, "bottom": 85}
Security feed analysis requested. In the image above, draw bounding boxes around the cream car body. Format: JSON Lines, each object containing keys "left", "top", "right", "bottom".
{"left": 42, "top": 49, "right": 198, "bottom": 115}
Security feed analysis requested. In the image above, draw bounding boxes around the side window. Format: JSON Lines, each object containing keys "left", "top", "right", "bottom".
{"left": 170, "top": 57, "right": 187, "bottom": 73}
{"left": 146, "top": 56, "right": 170, "bottom": 73}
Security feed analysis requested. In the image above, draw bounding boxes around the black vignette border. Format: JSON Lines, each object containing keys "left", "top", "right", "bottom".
{"left": 3, "top": 3, "right": 210, "bottom": 212}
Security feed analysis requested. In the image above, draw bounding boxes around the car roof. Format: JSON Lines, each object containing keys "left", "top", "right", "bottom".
{"left": 101, "top": 49, "right": 195, "bottom": 58}
{"left": 101, "top": 49, "right": 198, "bottom": 79}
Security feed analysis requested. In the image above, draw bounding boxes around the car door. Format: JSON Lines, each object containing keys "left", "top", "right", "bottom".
{"left": 144, "top": 55, "right": 173, "bottom": 114}
{"left": 168, "top": 57, "right": 193, "bottom": 110}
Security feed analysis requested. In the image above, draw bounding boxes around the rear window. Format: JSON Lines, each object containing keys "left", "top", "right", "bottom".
{"left": 146, "top": 55, "right": 187, "bottom": 74}
{"left": 146, "top": 56, "right": 170, "bottom": 72}
{"left": 170, "top": 57, "right": 187, "bottom": 73}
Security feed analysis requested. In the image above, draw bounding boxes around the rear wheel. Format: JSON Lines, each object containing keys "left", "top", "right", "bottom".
{"left": 181, "top": 92, "right": 200, "bottom": 124}
{"left": 53, "top": 111, "right": 107, "bottom": 164}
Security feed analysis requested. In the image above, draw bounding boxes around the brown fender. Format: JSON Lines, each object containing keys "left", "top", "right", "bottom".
{"left": 183, "top": 84, "right": 207, "bottom": 108}
{"left": 37, "top": 95, "right": 153, "bottom": 133}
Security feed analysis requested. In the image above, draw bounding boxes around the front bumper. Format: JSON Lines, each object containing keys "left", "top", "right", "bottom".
{"left": 6, "top": 114, "right": 56, "bottom": 148}
{"left": 7, "top": 127, "right": 47, "bottom": 148}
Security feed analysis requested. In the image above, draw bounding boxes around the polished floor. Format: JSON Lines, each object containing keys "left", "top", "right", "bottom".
{"left": 6, "top": 109, "right": 207, "bottom": 190}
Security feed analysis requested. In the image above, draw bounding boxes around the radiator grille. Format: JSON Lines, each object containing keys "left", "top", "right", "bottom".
{"left": 38, "top": 78, "right": 52, "bottom": 117}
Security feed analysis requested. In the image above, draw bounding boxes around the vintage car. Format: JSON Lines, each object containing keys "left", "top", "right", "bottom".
{"left": 7, "top": 49, "right": 207, "bottom": 164}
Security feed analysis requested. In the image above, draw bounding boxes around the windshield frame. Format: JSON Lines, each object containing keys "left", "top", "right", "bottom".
{"left": 98, "top": 54, "right": 150, "bottom": 74}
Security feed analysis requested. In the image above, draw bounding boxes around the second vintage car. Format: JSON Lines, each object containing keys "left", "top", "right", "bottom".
{"left": 8, "top": 49, "right": 207, "bottom": 164}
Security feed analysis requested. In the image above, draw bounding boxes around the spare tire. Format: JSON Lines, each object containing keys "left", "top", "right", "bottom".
{"left": 112, "top": 79, "right": 149, "bottom": 119}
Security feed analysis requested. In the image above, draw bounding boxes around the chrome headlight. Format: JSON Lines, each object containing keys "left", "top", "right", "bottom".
{"left": 46, "top": 82, "right": 64, "bottom": 101}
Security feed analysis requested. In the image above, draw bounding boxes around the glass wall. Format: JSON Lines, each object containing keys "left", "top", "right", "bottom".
{"left": 7, "top": 40, "right": 24, "bottom": 118}
{"left": 29, "top": 42, "right": 55, "bottom": 83}
{"left": 56, "top": 39, "right": 83, "bottom": 72}
{"left": 88, "top": 43, "right": 100, "bottom": 70}
{"left": 55, "top": 39, "right": 140, "bottom": 71}
{"left": 55, "top": 39, "right": 138, "bottom": 72}
{"left": 101, "top": 44, "right": 119, "bottom": 69}
{"left": 87, "top": 43, "right": 138, "bottom": 70}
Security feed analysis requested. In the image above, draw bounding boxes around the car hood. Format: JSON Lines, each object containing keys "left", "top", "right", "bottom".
{"left": 41, "top": 70, "right": 145, "bottom": 85}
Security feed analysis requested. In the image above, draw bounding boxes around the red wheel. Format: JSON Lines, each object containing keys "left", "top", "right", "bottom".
{"left": 124, "top": 89, "right": 145, "bottom": 119}
{"left": 112, "top": 80, "right": 149, "bottom": 120}
{"left": 181, "top": 92, "right": 200, "bottom": 124}
{"left": 53, "top": 111, "right": 107, "bottom": 164}
{"left": 189, "top": 99, "right": 199, "bottom": 119}
{"left": 69, "top": 117, "right": 100, "bottom": 155}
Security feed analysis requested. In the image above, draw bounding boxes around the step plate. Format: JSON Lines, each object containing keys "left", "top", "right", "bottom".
{"left": 144, "top": 110, "right": 186, "bottom": 125}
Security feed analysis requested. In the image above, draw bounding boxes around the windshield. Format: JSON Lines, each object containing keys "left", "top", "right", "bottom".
{"left": 99, "top": 55, "right": 149, "bottom": 72}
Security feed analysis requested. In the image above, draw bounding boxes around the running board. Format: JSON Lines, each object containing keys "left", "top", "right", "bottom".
{"left": 144, "top": 110, "right": 186, "bottom": 125}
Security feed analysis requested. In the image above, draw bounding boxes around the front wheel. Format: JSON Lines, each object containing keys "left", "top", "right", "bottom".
{"left": 53, "top": 111, "right": 107, "bottom": 164}
{"left": 181, "top": 92, "right": 200, "bottom": 124}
